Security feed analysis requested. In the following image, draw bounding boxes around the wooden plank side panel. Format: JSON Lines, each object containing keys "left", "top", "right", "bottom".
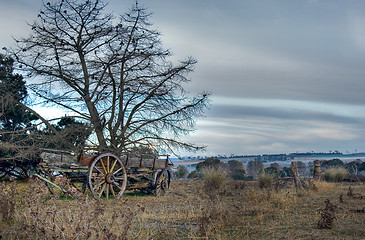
{"left": 40, "top": 152, "right": 76, "bottom": 165}
{"left": 123, "top": 156, "right": 168, "bottom": 169}
{"left": 154, "top": 159, "right": 169, "bottom": 169}
{"left": 126, "top": 157, "right": 142, "bottom": 168}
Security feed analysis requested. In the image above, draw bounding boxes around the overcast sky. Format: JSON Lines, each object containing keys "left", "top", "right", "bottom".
{"left": 1, "top": 0, "right": 365, "bottom": 156}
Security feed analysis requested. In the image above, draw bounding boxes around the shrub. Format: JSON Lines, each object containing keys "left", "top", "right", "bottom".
{"left": 317, "top": 199, "right": 336, "bottom": 229}
{"left": 323, "top": 167, "right": 348, "bottom": 182}
{"left": 230, "top": 169, "right": 246, "bottom": 180}
{"left": 202, "top": 166, "right": 227, "bottom": 196}
{"left": 280, "top": 167, "right": 293, "bottom": 177}
{"left": 321, "top": 159, "right": 344, "bottom": 170}
{"left": 264, "top": 166, "right": 280, "bottom": 178}
{"left": 187, "top": 170, "right": 202, "bottom": 179}
{"left": 175, "top": 165, "right": 189, "bottom": 179}
{"left": 196, "top": 158, "right": 223, "bottom": 172}
{"left": 258, "top": 173, "right": 274, "bottom": 189}
{"left": 227, "top": 160, "right": 245, "bottom": 172}
{"left": 246, "top": 160, "right": 264, "bottom": 179}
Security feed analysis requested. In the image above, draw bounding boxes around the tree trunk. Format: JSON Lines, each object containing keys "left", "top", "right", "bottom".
{"left": 84, "top": 97, "right": 107, "bottom": 148}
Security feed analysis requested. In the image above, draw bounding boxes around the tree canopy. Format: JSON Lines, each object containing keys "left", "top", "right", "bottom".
{"left": 9, "top": 0, "right": 210, "bottom": 154}
{"left": 1, "top": 54, "right": 91, "bottom": 166}
{"left": 0, "top": 54, "right": 37, "bottom": 134}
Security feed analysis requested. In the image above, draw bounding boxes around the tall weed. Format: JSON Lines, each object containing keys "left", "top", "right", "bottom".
{"left": 2, "top": 180, "right": 143, "bottom": 239}
{"left": 258, "top": 173, "right": 274, "bottom": 189}
{"left": 202, "top": 166, "right": 227, "bottom": 194}
{"left": 323, "top": 167, "right": 348, "bottom": 182}
{"left": 0, "top": 181, "right": 16, "bottom": 222}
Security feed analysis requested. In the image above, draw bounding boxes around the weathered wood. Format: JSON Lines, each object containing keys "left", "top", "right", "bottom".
{"left": 122, "top": 156, "right": 169, "bottom": 169}
{"left": 291, "top": 161, "right": 303, "bottom": 190}
{"left": 313, "top": 160, "right": 322, "bottom": 180}
{"left": 40, "top": 151, "right": 76, "bottom": 164}
{"left": 88, "top": 153, "right": 127, "bottom": 199}
{"left": 36, "top": 150, "right": 172, "bottom": 199}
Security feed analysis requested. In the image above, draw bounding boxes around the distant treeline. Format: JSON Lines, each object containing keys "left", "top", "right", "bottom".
{"left": 185, "top": 151, "right": 364, "bottom": 162}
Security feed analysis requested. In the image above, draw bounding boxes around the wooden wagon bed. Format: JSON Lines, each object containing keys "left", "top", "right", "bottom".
{"left": 37, "top": 149, "right": 173, "bottom": 199}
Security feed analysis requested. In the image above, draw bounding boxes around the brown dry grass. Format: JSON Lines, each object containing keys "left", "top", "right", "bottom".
{"left": 0, "top": 178, "right": 364, "bottom": 239}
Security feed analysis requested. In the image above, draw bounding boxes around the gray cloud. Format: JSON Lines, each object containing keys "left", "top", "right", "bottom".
{"left": 208, "top": 104, "right": 365, "bottom": 125}
{"left": 2, "top": 0, "right": 365, "bottom": 155}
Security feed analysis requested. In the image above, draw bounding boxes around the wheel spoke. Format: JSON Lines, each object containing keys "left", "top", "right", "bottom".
{"left": 112, "top": 182, "right": 123, "bottom": 191}
{"left": 98, "top": 183, "right": 106, "bottom": 198}
{"left": 94, "top": 167, "right": 104, "bottom": 175}
{"left": 110, "top": 159, "right": 118, "bottom": 173}
{"left": 100, "top": 159, "right": 107, "bottom": 174}
{"left": 155, "top": 172, "right": 169, "bottom": 196}
{"left": 106, "top": 156, "right": 110, "bottom": 173}
{"left": 113, "top": 167, "right": 124, "bottom": 175}
{"left": 114, "top": 177, "right": 125, "bottom": 180}
{"left": 106, "top": 183, "right": 109, "bottom": 199}
{"left": 89, "top": 153, "right": 127, "bottom": 200}
{"left": 97, "top": 180, "right": 106, "bottom": 187}
{"left": 110, "top": 184, "right": 116, "bottom": 197}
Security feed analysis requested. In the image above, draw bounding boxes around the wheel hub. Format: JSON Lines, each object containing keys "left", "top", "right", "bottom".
{"left": 160, "top": 179, "right": 167, "bottom": 191}
{"left": 105, "top": 173, "right": 115, "bottom": 184}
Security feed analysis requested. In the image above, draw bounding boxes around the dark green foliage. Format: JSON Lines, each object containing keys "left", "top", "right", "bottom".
{"left": 280, "top": 167, "right": 293, "bottom": 177}
{"left": 360, "top": 162, "right": 365, "bottom": 171}
{"left": 0, "top": 54, "right": 39, "bottom": 164}
{"left": 196, "top": 158, "right": 223, "bottom": 172}
{"left": 41, "top": 117, "right": 92, "bottom": 150}
{"left": 230, "top": 169, "right": 246, "bottom": 180}
{"left": 0, "top": 55, "right": 91, "bottom": 177}
{"left": 226, "top": 160, "right": 244, "bottom": 171}
{"left": 0, "top": 54, "right": 38, "bottom": 135}
{"left": 175, "top": 165, "right": 189, "bottom": 179}
{"left": 226, "top": 160, "right": 246, "bottom": 180}
{"left": 264, "top": 167, "right": 280, "bottom": 178}
{"left": 187, "top": 170, "right": 202, "bottom": 179}
{"left": 321, "top": 159, "right": 344, "bottom": 169}
{"left": 345, "top": 161, "right": 365, "bottom": 174}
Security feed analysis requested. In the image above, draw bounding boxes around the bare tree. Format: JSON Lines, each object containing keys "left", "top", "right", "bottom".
{"left": 10, "top": 0, "right": 210, "bottom": 153}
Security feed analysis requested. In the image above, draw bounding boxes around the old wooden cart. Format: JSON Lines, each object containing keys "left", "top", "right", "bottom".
{"left": 37, "top": 149, "right": 173, "bottom": 199}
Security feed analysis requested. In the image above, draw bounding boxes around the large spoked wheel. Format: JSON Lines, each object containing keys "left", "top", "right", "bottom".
{"left": 154, "top": 170, "right": 170, "bottom": 196}
{"left": 88, "top": 153, "right": 127, "bottom": 199}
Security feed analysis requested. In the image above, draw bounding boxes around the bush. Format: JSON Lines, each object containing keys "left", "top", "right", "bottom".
{"left": 258, "top": 173, "right": 274, "bottom": 189}
{"left": 227, "top": 160, "right": 245, "bottom": 172}
{"left": 202, "top": 167, "right": 227, "bottom": 195}
{"left": 321, "top": 159, "right": 344, "bottom": 169}
{"left": 317, "top": 199, "right": 336, "bottom": 229}
{"left": 323, "top": 167, "right": 348, "bottom": 182}
{"left": 230, "top": 169, "right": 246, "bottom": 180}
{"left": 264, "top": 166, "right": 280, "bottom": 178}
{"left": 188, "top": 170, "right": 202, "bottom": 179}
{"left": 175, "top": 165, "right": 189, "bottom": 179}
{"left": 196, "top": 158, "right": 223, "bottom": 172}
{"left": 280, "top": 167, "right": 293, "bottom": 177}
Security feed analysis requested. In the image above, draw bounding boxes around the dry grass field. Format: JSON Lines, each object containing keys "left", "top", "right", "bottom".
{"left": 0, "top": 178, "right": 364, "bottom": 239}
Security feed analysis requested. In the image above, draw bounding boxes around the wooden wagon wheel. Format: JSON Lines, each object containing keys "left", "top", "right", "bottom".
{"left": 154, "top": 170, "right": 170, "bottom": 196}
{"left": 88, "top": 152, "right": 127, "bottom": 199}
